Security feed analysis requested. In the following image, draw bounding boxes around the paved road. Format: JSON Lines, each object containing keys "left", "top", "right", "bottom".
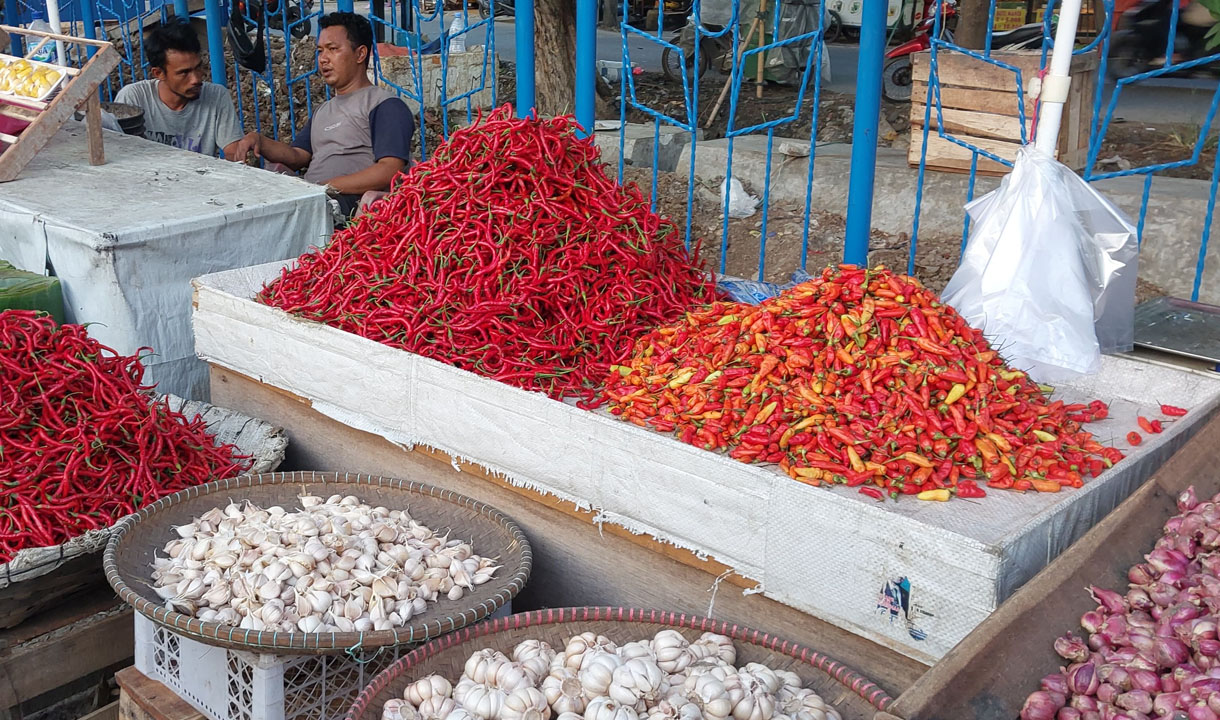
{"left": 481, "top": 20, "right": 1216, "bottom": 125}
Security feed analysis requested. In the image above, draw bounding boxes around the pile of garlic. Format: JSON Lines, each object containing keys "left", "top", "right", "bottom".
{"left": 382, "top": 630, "right": 842, "bottom": 720}
{"left": 149, "top": 494, "right": 500, "bottom": 633}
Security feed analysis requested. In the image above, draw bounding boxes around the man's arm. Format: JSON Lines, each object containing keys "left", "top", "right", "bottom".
{"left": 321, "top": 98, "right": 414, "bottom": 194}
{"left": 324, "top": 156, "right": 407, "bottom": 195}
{"left": 210, "top": 85, "right": 247, "bottom": 161}
{"left": 248, "top": 134, "right": 313, "bottom": 170}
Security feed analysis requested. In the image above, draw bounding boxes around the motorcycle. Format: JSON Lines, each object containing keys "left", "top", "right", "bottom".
{"left": 660, "top": 19, "right": 732, "bottom": 84}
{"left": 476, "top": 0, "right": 514, "bottom": 18}
{"left": 229, "top": 0, "right": 313, "bottom": 73}
{"left": 1108, "top": 0, "right": 1218, "bottom": 78}
{"left": 881, "top": 0, "right": 1047, "bottom": 103}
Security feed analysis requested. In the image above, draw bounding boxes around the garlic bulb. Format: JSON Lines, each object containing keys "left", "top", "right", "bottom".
{"left": 151, "top": 496, "right": 500, "bottom": 634}
{"left": 466, "top": 650, "right": 512, "bottom": 685}
{"left": 729, "top": 689, "right": 774, "bottom": 720}
{"left": 618, "top": 641, "right": 656, "bottom": 663}
{"left": 578, "top": 651, "right": 624, "bottom": 698}
{"left": 738, "top": 665, "right": 780, "bottom": 695}
{"left": 461, "top": 685, "right": 507, "bottom": 720}
{"left": 771, "top": 672, "right": 801, "bottom": 694}
{"left": 684, "top": 673, "right": 733, "bottom": 720}
{"left": 585, "top": 698, "right": 640, "bottom": 720}
{"left": 608, "top": 658, "right": 664, "bottom": 707}
{"left": 557, "top": 714, "right": 585, "bottom": 720}
{"left": 405, "top": 673, "right": 453, "bottom": 707}
{"left": 542, "top": 668, "right": 587, "bottom": 715}
{"left": 491, "top": 662, "right": 534, "bottom": 693}
{"left": 501, "top": 687, "right": 551, "bottom": 720}
{"left": 445, "top": 710, "right": 477, "bottom": 720}
{"left": 651, "top": 631, "right": 694, "bottom": 674}
{"left": 690, "top": 634, "right": 735, "bottom": 666}
{"left": 514, "top": 640, "right": 557, "bottom": 683}
{"left": 419, "top": 697, "right": 459, "bottom": 720}
{"left": 564, "top": 633, "right": 616, "bottom": 672}
{"left": 385, "top": 699, "right": 412, "bottom": 720}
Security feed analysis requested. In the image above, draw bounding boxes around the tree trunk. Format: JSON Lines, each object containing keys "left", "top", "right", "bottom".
{"left": 531, "top": 0, "right": 612, "bottom": 118}
{"left": 955, "top": 0, "right": 990, "bottom": 50}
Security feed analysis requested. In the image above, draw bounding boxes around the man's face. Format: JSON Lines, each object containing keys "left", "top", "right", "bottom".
{"left": 153, "top": 49, "right": 204, "bottom": 101}
{"left": 317, "top": 25, "right": 367, "bottom": 88}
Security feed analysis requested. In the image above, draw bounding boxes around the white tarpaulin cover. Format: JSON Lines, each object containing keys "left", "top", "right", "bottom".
{"left": 194, "top": 262, "right": 1220, "bottom": 663}
{"left": 0, "top": 122, "right": 329, "bottom": 399}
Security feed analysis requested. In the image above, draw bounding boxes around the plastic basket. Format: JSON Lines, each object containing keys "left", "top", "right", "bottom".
{"left": 135, "top": 604, "right": 513, "bottom": 720}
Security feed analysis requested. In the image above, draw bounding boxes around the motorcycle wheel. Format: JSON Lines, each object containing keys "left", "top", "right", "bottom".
{"left": 478, "top": 0, "right": 491, "bottom": 18}
{"left": 661, "top": 45, "right": 709, "bottom": 85}
{"left": 1108, "top": 31, "right": 1154, "bottom": 79}
{"left": 824, "top": 10, "right": 842, "bottom": 43}
{"left": 882, "top": 56, "right": 912, "bottom": 103}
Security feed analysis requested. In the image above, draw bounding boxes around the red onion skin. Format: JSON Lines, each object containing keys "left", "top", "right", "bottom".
{"left": 1128, "top": 588, "right": 1155, "bottom": 612}
{"left": 1099, "top": 683, "right": 1120, "bottom": 704}
{"left": 1073, "top": 696, "right": 1100, "bottom": 712}
{"left": 1179, "top": 487, "right": 1200, "bottom": 512}
{"left": 1130, "top": 564, "right": 1157, "bottom": 586}
{"left": 1081, "top": 713, "right": 1101, "bottom": 720}
{"left": 1094, "top": 586, "right": 1131, "bottom": 614}
{"left": 1154, "top": 692, "right": 1182, "bottom": 717}
{"left": 1058, "top": 634, "right": 1092, "bottom": 663}
{"left": 1128, "top": 668, "right": 1160, "bottom": 694}
{"left": 1042, "top": 672, "right": 1070, "bottom": 695}
{"left": 1210, "top": 693, "right": 1220, "bottom": 715}
{"left": 1117, "top": 691, "right": 1154, "bottom": 715}
{"left": 1058, "top": 709, "right": 1083, "bottom": 720}
{"left": 1023, "top": 691, "right": 1067, "bottom": 720}
{"left": 1101, "top": 666, "right": 1133, "bottom": 691}
{"left": 1194, "top": 618, "right": 1218, "bottom": 642}
{"left": 1069, "top": 662, "right": 1102, "bottom": 696}
{"left": 1190, "top": 703, "right": 1219, "bottom": 720}
{"left": 1163, "top": 673, "right": 1181, "bottom": 693}
{"left": 1199, "top": 638, "right": 1220, "bottom": 657}
{"left": 1191, "top": 678, "right": 1220, "bottom": 696}
{"left": 1084, "top": 610, "right": 1107, "bottom": 634}
{"left": 1158, "top": 637, "right": 1192, "bottom": 669}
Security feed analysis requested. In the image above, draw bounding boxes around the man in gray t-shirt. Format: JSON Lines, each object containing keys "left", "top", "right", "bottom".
{"left": 114, "top": 19, "right": 252, "bottom": 160}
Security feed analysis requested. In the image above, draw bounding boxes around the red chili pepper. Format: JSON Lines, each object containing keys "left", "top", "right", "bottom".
{"left": 1137, "top": 416, "right": 1156, "bottom": 434}
{"left": 1160, "top": 404, "right": 1188, "bottom": 417}
{"left": 858, "top": 486, "right": 885, "bottom": 501}
{"left": 1127, "top": 431, "right": 1143, "bottom": 446}
{"left": 0, "top": 311, "right": 251, "bottom": 561}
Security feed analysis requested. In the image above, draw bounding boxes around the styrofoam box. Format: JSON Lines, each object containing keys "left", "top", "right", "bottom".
{"left": 134, "top": 603, "right": 512, "bottom": 720}
{"left": 193, "top": 262, "right": 1220, "bottom": 664}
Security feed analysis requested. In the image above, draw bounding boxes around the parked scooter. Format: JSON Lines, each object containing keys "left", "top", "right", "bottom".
{"left": 1108, "top": 0, "right": 1218, "bottom": 78}
{"left": 661, "top": 18, "right": 732, "bottom": 84}
{"left": 881, "top": 0, "right": 1046, "bottom": 102}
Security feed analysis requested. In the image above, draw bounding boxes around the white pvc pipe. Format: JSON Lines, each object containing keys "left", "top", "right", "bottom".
{"left": 44, "top": 0, "right": 67, "bottom": 65}
{"left": 1032, "top": 0, "right": 1084, "bottom": 155}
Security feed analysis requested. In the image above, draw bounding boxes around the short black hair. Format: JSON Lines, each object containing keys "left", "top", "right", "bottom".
{"left": 319, "top": 12, "right": 374, "bottom": 64}
{"left": 146, "top": 18, "right": 201, "bottom": 69}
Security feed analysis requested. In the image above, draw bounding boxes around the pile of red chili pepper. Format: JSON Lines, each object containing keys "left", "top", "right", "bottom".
{"left": 257, "top": 107, "right": 716, "bottom": 404}
{"left": 603, "top": 265, "right": 1124, "bottom": 502}
{"left": 0, "top": 310, "right": 250, "bottom": 561}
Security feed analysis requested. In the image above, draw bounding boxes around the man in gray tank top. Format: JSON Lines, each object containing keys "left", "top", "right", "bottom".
{"left": 240, "top": 12, "right": 415, "bottom": 218}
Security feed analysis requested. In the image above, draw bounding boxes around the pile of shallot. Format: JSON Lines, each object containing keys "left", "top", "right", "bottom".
{"left": 1022, "top": 486, "right": 1220, "bottom": 720}
{"left": 384, "top": 630, "right": 842, "bottom": 720}
{"left": 151, "top": 494, "right": 500, "bottom": 633}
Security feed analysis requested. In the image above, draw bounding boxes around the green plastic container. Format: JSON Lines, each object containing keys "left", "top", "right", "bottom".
{"left": 0, "top": 260, "right": 65, "bottom": 324}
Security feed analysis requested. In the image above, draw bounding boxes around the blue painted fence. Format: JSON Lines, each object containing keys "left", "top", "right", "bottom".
{"left": 4, "top": 0, "right": 1218, "bottom": 303}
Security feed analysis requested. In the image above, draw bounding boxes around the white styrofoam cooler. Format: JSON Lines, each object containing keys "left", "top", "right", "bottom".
{"left": 134, "top": 603, "right": 513, "bottom": 720}
{"left": 193, "top": 261, "right": 1220, "bottom": 664}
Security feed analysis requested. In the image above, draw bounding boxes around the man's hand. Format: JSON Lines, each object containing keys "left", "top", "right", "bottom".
{"left": 225, "top": 132, "right": 263, "bottom": 162}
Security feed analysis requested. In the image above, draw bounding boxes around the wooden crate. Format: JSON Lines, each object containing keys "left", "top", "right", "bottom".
{"left": 907, "top": 49, "right": 1099, "bottom": 175}
{"left": 881, "top": 408, "right": 1220, "bottom": 719}
{"left": 115, "top": 668, "right": 205, "bottom": 720}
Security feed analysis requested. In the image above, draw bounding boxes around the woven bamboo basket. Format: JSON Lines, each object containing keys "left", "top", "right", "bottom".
{"left": 344, "top": 608, "right": 893, "bottom": 720}
{"left": 0, "top": 395, "right": 287, "bottom": 629}
{"left": 104, "top": 471, "right": 532, "bottom": 654}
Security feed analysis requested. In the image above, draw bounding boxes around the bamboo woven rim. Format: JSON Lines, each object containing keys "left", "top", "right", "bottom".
{"left": 344, "top": 607, "right": 894, "bottom": 719}
{"left": 103, "top": 471, "right": 532, "bottom": 654}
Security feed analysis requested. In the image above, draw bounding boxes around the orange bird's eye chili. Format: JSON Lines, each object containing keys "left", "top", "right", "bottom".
{"left": 604, "top": 265, "right": 1124, "bottom": 503}
{"left": 0, "top": 310, "right": 250, "bottom": 561}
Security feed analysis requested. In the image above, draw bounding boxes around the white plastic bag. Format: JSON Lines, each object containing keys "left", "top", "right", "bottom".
{"left": 720, "top": 176, "right": 759, "bottom": 219}
{"left": 942, "top": 148, "right": 1139, "bottom": 383}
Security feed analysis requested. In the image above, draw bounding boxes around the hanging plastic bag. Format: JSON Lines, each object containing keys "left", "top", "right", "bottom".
{"left": 941, "top": 148, "right": 1139, "bottom": 383}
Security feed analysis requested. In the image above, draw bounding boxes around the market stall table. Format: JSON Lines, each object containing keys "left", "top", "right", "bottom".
{"left": 0, "top": 121, "right": 329, "bottom": 399}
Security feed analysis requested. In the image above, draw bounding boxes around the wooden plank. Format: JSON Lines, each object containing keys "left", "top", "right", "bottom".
{"left": 0, "top": 24, "right": 113, "bottom": 49}
{"left": 85, "top": 92, "right": 104, "bottom": 165}
{"left": 911, "top": 50, "right": 1045, "bottom": 90}
{"left": 0, "top": 42, "right": 119, "bottom": 182}
{"left": 889, "top": 410, "right": 1220, "bottom": 719}
{"left": 910, "top": 82, "right": 1031, "bottom": 116}
{"left": 80, "top": 700, "right": 120, "bottom": 720}
{"left": 0, "top": 105, "right": 38, "bottom": 123}
{"left": 909, "top": 105, "right": 1029, "bottom": 142}
{"left": 0, "top": 603, "right": 133, "bottom": 708}
{"left": 0, "top": 590, "right": 120, "bottom": 650}
{"left": 115, "top": 668, "right": 205, "bottom": 720}
{"left": 907, "top": 130, "right": 1014, "bottom": 176}
{"left": 209, "top": 365, "right": 929, "bottom": 697}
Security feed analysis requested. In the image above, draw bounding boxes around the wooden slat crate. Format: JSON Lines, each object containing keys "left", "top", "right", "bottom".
{"left": 908, "top": 48, "right": 1099, "bottom": 175}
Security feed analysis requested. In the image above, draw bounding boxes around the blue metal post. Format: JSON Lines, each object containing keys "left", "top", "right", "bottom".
{"left": 5, "top": 0, "right": 21, "bottom": 55}
{"left": 574, "top": 0, "right": 596, "bottom": 136}
{"left": 337, "top": 0, "right": 354, "bottom": 12}
{"left": 173, "top": 0, "right": 190, "bottom": 18}
{"left": 79, "top": 0, "right": 98, "bottom": 57}
{"left": 515, "top": 0, "right": 534, "bottom": 116}
{"left": 842, "top": 0, "right": 887, "bottom": 265}
{"left": 203, "top": 0, "right": 227, "bottom": 84}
